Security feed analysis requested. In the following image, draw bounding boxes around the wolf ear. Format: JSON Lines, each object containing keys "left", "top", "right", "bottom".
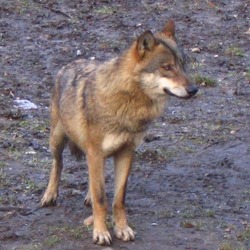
{"left": 136, "top": 30, "right": 157, "bottom": 59}
{"left": 162, "top": 19, "right": 175, "bottom": 38}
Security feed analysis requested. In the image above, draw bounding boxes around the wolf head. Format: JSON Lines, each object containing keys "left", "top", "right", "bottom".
{"left": 133, "top": 20, "right": 198, "bottom": 99}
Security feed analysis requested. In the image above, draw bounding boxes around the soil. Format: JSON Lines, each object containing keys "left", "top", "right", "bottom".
{"left": 0, "top": 0, "right": 250, "bottom": 249}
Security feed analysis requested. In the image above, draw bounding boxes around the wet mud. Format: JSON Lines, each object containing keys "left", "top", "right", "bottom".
{"left": 0, "top": 1, "right": 250, "bottom": 249}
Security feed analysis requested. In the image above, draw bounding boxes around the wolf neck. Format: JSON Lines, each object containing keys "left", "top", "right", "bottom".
{"left": 94, "top": 52, "right": 167, "bottom": 133}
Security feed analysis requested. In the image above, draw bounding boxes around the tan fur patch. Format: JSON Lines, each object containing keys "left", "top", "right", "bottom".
{"left": 102, "top": 132, "right": 144, "bottom": 155}
{"left": 102, "top": 133, "right": 130, "bottom": 154}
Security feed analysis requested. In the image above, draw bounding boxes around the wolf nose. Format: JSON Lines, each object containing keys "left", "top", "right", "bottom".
{"left": 186, "top": 85, "right": 198, "bottom": 96}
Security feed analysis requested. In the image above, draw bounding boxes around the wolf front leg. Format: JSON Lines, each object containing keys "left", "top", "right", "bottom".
{"left": 113, "top": 147, "right": 135, "bottom": 241}
{"left": 87, "top": 147, "right": 111, "bottom": 245}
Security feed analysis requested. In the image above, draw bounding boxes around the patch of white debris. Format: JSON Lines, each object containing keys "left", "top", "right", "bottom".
{"left": 14, "top": 99, "right": 38, "bottom": 110}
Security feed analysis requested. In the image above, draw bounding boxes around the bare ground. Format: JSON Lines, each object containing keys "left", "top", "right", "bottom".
{"left": 0, "top": 1, "right": 250, "bottom": 249}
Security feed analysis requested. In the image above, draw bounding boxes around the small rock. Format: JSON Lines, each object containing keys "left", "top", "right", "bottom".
{"left": 191, "top": 47, "right": 201, "bottom": 53}
{"left": 144, "top": 134, "right": 161, "bottom": 143}
{"left": 76, "top": 49, "right": 82, "bottom": 56}
{"left": 244, "top": 28, "right": 250, "bottom": 35}
{"left": 31, "top": 140, "right": 40, "bottom": 150}
{"left": 25, "top": 148, "right": 36, "bottom": 155}
{"left": 71, "top": 189, "right": 83, "bottom": 196}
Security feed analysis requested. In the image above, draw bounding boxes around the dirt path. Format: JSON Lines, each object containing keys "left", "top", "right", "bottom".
{"left": 0, "top": 1, "right": 250, "bottom": 249}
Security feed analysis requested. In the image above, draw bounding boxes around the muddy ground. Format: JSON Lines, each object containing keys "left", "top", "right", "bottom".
{"left": 0, "top": 0, "right": 250, "bottom": 249}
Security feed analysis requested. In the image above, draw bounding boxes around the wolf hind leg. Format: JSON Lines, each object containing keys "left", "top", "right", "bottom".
{"left": 41, "top": 121, "right": 66, "bottom": 206}
{"left": 84, "top": 189, "right": 92, "bottom": 207}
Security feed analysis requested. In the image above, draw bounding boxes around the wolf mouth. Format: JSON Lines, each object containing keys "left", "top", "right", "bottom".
{"left": 163, "top": 88, "right": 175, "bottom": 96}
{"left": 163, "top": 88, "right": 193, "bottom": 99}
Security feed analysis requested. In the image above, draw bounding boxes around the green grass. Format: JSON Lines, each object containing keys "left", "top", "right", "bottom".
{"left": 0, "top": 170, "right": 7, "bottom": 187}
{"left": 180, "top": 220, "right": 203, "bottom": 230}
{"left": 219, "top": 242, "right": 246, "bottom": 250}
{"left": 24, "top": 179, "right": 39, "bottom": 191}
{"left": 68, "top": 227, "right": 84, "bottom": 239}
{"left": 226, "top": 46, "right": 244, "bottom": 57}
{"left": 94, "top": 6, "right": 115, "bottom": 15}
{"left": 19, "top": 120, "right": 30, "bottom": 127}
{"left": 237, "top": 226, "right": 250, "bottom": 241}
{"left": 180, "top": 205, "right": 216, "bottom": 220}
{"left": 43, "top": 235, "right": 61, "bottom": 248}
{"left": 191, "top": 61, "right": 204, "bottom": 69}
{"left": 219, "top": 242, "right": 235, "bottom": 250}
{"left": 17, "top": 243, "right": 42, "bottom": 250}
{"left": 245, "top": 69, "right": 250, "bottom": 82}
{"left": 194, "top": 74, "right": 217, "bottom": 87}
{"left": 48, "top": 225, "right": 85, "bottom": 240}
{"left": 0, "top": 162, "right": 6, "bottom": 168}
{"left": 205, "top": 209, "right": 216, "bottom": 218}
{"left": 155, "top": 210, "right": 174, "bottom": 219}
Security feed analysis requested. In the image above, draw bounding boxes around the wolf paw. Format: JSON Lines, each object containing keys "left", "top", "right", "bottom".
{"left": 93, "top": 229, "right": 112, "bottom": 245}
{"left": 114, "top": 226, "right": 135, "bottom": 241}
{"left": 41, "top": 190, "right": 57, "bottom": 206}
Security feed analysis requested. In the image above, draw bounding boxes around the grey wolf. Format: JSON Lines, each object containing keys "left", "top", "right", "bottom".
{"left": 41, "top": 20, "right": 198, "bottom": 245}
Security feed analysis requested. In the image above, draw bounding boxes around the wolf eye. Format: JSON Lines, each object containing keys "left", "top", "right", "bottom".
{"left": 162, "top": 65, "right": 173, "bottom": 71}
